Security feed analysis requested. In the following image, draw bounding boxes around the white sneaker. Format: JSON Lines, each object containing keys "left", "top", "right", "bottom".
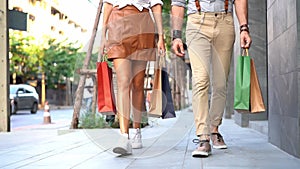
{"left": 113, "top": 133, "right": 132, "bottom": 155}
{"left": 131, "top": 128, "right": 142, "bottom": 149}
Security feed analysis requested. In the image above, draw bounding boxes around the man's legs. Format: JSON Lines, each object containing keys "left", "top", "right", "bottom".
{"left": 209, "top": 13, "right": 235, "bottom": 149}
{"left": 186, "top": 12, "right": 235, "bottom": 156}
{"left": 186, "top": 13, "right": 213, "bottom": 157}
{"left": 186, "top": 13, "right": 214, "bottom": 139}
{"left": 209, "top": 14, "right": 235, "bottom": 133}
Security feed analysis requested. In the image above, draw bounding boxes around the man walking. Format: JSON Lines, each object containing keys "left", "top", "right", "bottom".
{"left": 171, "top": 0, "right": 251, "bottom": 157}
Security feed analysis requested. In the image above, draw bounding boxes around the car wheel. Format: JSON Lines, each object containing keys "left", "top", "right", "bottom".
{"left": 31, "top": 102, "right": 38, "bottom": 114}
{"left": 11, "top": 103, "right": 17, "bottom": 115}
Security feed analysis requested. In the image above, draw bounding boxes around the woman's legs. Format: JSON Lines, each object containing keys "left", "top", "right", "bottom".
{"left": 113, "top": 59, "right": 147, "bottom": 133}
{"left": 114, "top": 58, "right": 132, "bottom": 134}
{"left": 131, "top": 60, "right": 147, "bottom": 129}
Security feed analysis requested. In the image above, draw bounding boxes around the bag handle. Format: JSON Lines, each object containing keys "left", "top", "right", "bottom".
{"left": 101, "top": 54, "right": 108, "bottom": 62}
{"left": 242, "top": 48, "right": 249, "bottom": 57}
{"left": 159, "top": 50, "right": 166, "bottom": 68}
{"left": 155, "top": 50, "right": 166, "bottom": 69}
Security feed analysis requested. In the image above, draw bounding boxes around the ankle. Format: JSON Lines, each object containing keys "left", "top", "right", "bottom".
{"left": 210, "top": 125, "right": 219, "bottom": 133}
{"left": 199, "top": 134, "right": 210, "bottom": 141}
{"left": 120, "top": 133, "right": 129, "bottom": 139}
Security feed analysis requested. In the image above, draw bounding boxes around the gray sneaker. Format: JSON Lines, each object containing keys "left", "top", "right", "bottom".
{"left": 131, "top": 128, "right": 142, "bottom": 149}
{"left": 113, "top": 133, "right": 132, "bottom": 156}
{"left": 192, "top": 139, "right": 212, "bottom": 157}
{"left": 211, "top": 133, "right": 227, "bottom": 149}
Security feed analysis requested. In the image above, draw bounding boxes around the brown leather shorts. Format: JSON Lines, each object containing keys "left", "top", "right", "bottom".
{"left": 106, "top": 6, "right": 156, "bottom": 61}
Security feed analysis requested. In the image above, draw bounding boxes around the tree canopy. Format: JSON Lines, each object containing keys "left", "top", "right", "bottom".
{"left": 9, "top": 30, "right": 85, "bottom": 89}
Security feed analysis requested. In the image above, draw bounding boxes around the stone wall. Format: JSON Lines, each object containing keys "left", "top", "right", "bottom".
{"left": 267, "top": 0, "right": 300, "bottom": 158}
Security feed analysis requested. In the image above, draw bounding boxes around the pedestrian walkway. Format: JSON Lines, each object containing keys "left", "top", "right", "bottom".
{"left": 0, "top": 107, "right": 300, "bottom": 169}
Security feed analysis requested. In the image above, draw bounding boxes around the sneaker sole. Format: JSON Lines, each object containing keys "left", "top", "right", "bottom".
{"left": 113, "top": 147, "right": 132, "bottom": 155}
{"left": 132, "top": 143, "right": 143, "bottom": 149}
{"left": 192, "top": 151, "right": 211, "bottom": 158}
{"left": 212, "top": 145, "right": 227, "bottom": 149}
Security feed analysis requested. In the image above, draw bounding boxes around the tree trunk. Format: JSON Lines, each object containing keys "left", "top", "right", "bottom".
{"left": 70, "top": 0, "right": 104, "bottom": 129}
{"left": 65, "top": 77, "right": 72, "bottom": 105}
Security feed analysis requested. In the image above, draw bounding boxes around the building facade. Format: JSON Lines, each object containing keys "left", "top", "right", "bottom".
{"left": 9, "top": 0, "right": 96, "bottom": 45}
{"left": 231, "top": 0, "right": 300, "bottom": 158}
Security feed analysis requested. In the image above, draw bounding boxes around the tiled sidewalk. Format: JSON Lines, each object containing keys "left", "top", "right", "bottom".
{"left": 0, "top": 107, "right": 300, "bottom": 169}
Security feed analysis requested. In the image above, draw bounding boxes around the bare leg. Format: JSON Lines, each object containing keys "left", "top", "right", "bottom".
{"left": 113, "top": 59, "right": 131, "bottom": 134}
{"left": 131, "top": 60, "right": 147, "bottom": 129}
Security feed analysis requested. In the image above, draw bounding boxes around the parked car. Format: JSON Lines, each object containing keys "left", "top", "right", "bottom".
{"left": 9, "top": 84, "right": 39, "bottom": 114}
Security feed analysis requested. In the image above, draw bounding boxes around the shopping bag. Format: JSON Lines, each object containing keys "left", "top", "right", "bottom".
{"left": 234, "top": 49, "right": 265, "bottom": 113}
{"left": 148, "top": 56, "right": 176, "bottom": 119}
{"left": 250, "top": 59, "right": 266, "bottom": 113}
{"left": 161, "top": 67, "right": 176, "bottom": 119}
{"left": 234, "top": 49, "right": 251, "bottom": 111}
{"left": 148, "top": 58, "right": 163, "bottom": 118}
{"left": 97, "top": 61, "right": 116, "bottom": 114}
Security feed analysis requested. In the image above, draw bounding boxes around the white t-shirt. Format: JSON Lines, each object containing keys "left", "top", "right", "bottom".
{"left": 104, "top": 0, "right": 163, "bottom": 11}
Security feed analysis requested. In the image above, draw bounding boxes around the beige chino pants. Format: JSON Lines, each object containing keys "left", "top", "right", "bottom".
{"left": 186, "top": 12, "right": 235, "bottom": 136}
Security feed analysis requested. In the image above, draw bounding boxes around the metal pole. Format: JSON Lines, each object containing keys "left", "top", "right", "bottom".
{"left": 0, "top": 0, "right": 10, "bottom": 132}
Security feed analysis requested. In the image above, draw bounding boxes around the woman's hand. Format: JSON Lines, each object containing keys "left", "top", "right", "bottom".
{"left": 157, "top": 35, "right": 165, "bottom": 56}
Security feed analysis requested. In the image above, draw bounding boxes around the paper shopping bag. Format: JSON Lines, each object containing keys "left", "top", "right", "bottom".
{"left": 148, "top": 64, "right": 162, "bottom": 117}
{"left": 97, "top": 61, "right": 116, "bottom": 114}
{"left": 250, "top": 59, "right": 266, "bottom": 113}
{"left": 234, "top": 50, "right": 251, "bottom": 111}
{"left": 148, "top": 56, "right": 176, "bottom": 119}
{"left": 161, "top": 67, "right": 176, "bottom": 119}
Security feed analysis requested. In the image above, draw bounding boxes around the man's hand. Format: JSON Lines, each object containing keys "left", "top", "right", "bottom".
{"left": 235, "top": 0, "right": 251, "bottom": 48}
{"left": 171, "top": 5, "right": 185, "bottom": 57}
{"left": 240, "top": 31, "right": 252, "bottom": 49}
{"left": 172, "top": 38, "right": 185, "bottom": 57}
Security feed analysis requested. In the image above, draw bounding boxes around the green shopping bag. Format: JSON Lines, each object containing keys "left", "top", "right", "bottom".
{"left": 234, "top": 49, "right": 251, "bottom": 111}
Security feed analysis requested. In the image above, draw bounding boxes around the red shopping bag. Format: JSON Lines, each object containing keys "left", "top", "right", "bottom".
{"left": 97, "top": 61, "right": 116, "bottom": 114}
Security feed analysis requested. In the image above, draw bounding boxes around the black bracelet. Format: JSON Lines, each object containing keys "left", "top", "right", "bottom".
{"left": 240, "top": 28, "right": 249, "bottom": 34}
{"left": 240, "top": 24, "right": 249, "bottom": 31}
{"left": 172, "top": 30, "right": 182, "bottom": 40}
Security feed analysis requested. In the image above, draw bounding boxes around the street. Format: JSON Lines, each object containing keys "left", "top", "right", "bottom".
{"left": 10, "top": 107, "right": 73, "bottom": 130}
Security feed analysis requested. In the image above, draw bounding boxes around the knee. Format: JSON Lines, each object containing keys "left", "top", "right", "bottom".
{"left": 132, "top": 81, "right": 144, "bottom": 92}
{"left": 193, "top": 78, "right": 209, "bottom": 91}
{"left": 211, "top": 83, "right": 227, "bottom": 96}
{"left": 212, "top": 82, "right": 227, "bottom": 92}
{"left": 116, "top": 77, "right": 131, "bottom": 91}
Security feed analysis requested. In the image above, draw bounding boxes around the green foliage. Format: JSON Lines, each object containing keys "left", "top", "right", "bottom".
{"left": 79, "top": 111, "right": 109, "bottom": 129}
{"left": 9, "top": 31, "right": 43, "bottom": 81}
{"left": 43, "top": 38, "right": 84, "bottom": 88}
{"left": 9, "top": 30, "right": 85, "bottom": 88}
{"left": 162, "top": 0, "right": 172, "bottom": 52}
{"left": 109, "top": 113, "right": 149, "bottom": 129}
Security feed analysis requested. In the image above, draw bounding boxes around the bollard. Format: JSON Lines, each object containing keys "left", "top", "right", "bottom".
{"left": 43, "top": 101, "right": 51, "bottom": 124}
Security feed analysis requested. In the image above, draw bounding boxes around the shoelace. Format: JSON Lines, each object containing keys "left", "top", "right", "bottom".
{"left": 212, "top": 133, "right": 224, "bottom": 142}
{"left": 132, "top": 130, "right": 141, "bottom": 141}
{"left": 192, "top": 138, "right": 200, "bottom": 145}
{"left": 192, "top": 139, "right": 209, "bottom": 146}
